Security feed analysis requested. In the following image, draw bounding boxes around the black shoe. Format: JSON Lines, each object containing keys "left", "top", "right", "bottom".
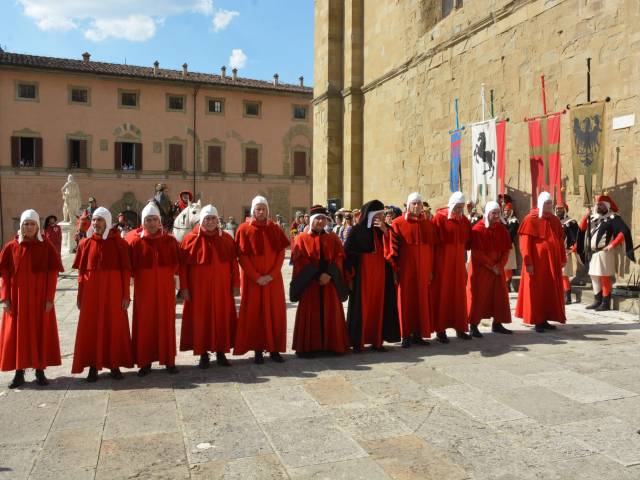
{"left": 412, "top": 334, "right": 430, "bottom": 345}
{"left": 542, "top": 321, "right": 557, "bottom": 330}
{"left": 35, "top": 369, "right": 49, "bottom": 386}
{"left": 295, "top": 351, "right": 316, "bottom": 359}
{"left": 401, "top": 337, "right": 411, "bottom": 348}
{"left": 87, "top": 367, "right": 98, "bottom": 383}
{"left": 110, "top": 368, "right": 124, "bottom": 380}
{"left": 254, "top": 351, "right": 265, "bottom": 365}
{"left": 165, "top": 365, "right": 179, "bottom": 374}
{"left": 534, "top": 324, "right": 546, "bottom": 333}
{"left": 456, "top": 330, "right": 473, "bottom": 340}
{"left": 595, "top": 296, "right": 611, "bottom": 312}
{"left": 586, "top": 292, "right": 603, "bottom": 310}
{"left": 492, "top": 323, "right": 513, "bottom": 334}
{"left": 270, "top": 352, "right": 285, "bottom": 363}
{"left": 9, "top": 370, "right": 25, "bottom": 389}
{"left": 137, "top": 365, "right": 152, "bottom": 377}
{"left": 371, "top": 345, "right": 388, "bottom": 352}
{"left": 469, "top": 324, "right": 483, "bottom": 338}
{"left": 352, "top": 345, "right": 363, "bottom": 353}
{"left": 216, "top": 353, "right": 231, "bottom": 367}
{"left": 198, "top": 353, "right": 210, "bottom": 369}
{"left": 565, "top": 291, "right": 572, "bottom": 305}
{"left": 436, "top": 332, "right": 449, "bottom": 344}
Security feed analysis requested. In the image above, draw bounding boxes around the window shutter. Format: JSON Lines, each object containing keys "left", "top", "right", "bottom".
{"left": 114, "top": 142, "right": 122, "bottom": 170}
{"left": 169, "top": 144, "right": 182, "bottom": 171}
{"left": 208, "top": 145, "right": 221, "bottom": 173}
{"left": 11, "top": 136, "right": 20, "bottom": 167}
{"left": 79, "top": 140, "right": 88, "bottom": 168}
{"left": 293, "top": 151, "right": 307, "bottom": 176}
{"left": 245, "top": 148, "right": 258, "bottom": 174}
{"left": 135, "top": 143, "right": 143, "bottom": 171}
{"left": 34, "top": 138, "right": 43, "bottom": 168}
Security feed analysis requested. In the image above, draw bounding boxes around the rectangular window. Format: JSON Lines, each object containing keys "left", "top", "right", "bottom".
{"left": 17, "top": 83, "right": 37, "bottom": 100}
{"left": 167, "top": 95, "right": 185, "bottom": 112}
{"left": 120, "top": 91, "right": 138, "bottom": 107}
{"left": 71, "top": 88, "right": 88, "bottom": 104}
{"left": 293, "top": 151, "right": 307, "bottom": 176}
{"left": 168, "top": 143, "right": 183, "bottom": 171}
{"left": 207, "top": 145, "right": 222, "bottom": 173}
{"left": 442, "top": 0, "right": 457, "bottom": 17}
{"left": 244, "top": 101, "right": 261, "bottom": 117}
{"left": 244, "top": 147, "right": 259, "bottom": 174}
{"left": 293, "top": 105, "right": 307, "bottom": 120}
{"left": 115, "top": 142, "right": 142, "bottom": 171}
{"left": 69, "top": 139, "right": 88, "bottom": 168}
{"left": 11, "top": 136, "right": 42, "bottom": 168}
{"left": 207, "top": 98, "right": 224, "bottom": 114}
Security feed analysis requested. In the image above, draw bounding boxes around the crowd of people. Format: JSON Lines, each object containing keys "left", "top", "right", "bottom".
{"left": 0, "top": 188, "right": 633, "bottom": 389}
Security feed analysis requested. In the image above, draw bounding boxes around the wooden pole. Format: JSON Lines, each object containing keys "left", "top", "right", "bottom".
{"left": 587, "top": 58, "right": 591, "bottom": 102}
{"left": 540, "top": 75, "right": 548, "bottom": 116}
{"left": 490, "top": 89, "right": 494, "bottom": 118}
{"left": 455, "top": 97, "right": 460, "bottom": 131}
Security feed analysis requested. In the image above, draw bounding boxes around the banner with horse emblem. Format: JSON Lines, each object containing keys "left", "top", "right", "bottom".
{"left": 470, "top": 118, "right": 497, "bottom": 203}
{"left": 449, "top": 130, "right": 462, "bottom": 193}
{"left": 570, "top": 101, "right": 605, "bottom": 205}
{"left": 527, "top": 113, "right": 562, "bottom": 203}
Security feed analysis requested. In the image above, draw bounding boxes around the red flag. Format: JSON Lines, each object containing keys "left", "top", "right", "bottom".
{"left": 496, "top": 120, "right": 506, "bottom": 195}
{"left": 527, "top": 114, "right": 562, "bottom": 205}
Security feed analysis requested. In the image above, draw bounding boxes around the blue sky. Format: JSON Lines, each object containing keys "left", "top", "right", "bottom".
{"left": 0, "top": 0, "right": 314, "bottom": 85}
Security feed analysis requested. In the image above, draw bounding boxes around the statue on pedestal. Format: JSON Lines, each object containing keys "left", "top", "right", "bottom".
{"left": 61, "top": 174, "right": 81, "bottom": 223}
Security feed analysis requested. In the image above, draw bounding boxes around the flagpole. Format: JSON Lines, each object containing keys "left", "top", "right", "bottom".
{"left": 481, "top": 83, "right": 486, "bottom": 122}
{"left": 540, "top": 75, "right": 548, "bottom": 116}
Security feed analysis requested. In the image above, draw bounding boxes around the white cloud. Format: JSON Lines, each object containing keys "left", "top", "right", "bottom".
{"left": 17, "top": 0, "right": 217, "bottom": 41}
{"left": 229, "top": 48, "right": 247, "bottom": 69}
{"left": 212, "top": 9, "right": 239, "bottom": 32}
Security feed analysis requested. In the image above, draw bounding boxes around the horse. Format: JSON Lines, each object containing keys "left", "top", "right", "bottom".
{"left": 172, "top": 200, "right": 202, "bottom": 241}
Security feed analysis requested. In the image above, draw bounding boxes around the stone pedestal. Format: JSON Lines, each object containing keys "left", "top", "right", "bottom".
{"left": 59, "top": 221, "right": 74, "bottom": 254}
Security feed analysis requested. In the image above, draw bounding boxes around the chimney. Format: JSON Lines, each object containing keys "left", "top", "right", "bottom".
{"left": 299, "top": 76, "right": 304, "bottom": 87}
{"left": 232, "top": 68, "right": 238, "bottom": 81}
{"left": 153, "top": 60, "right": 159, "bottom": 76}
{"left": 221, "top": 65, "right": 227, "bottom": 79}
{"left": 182, "top": 63, "right": 188, "bottom": 78}
{"left": 82, "top": 52, "right": 91, "bottom": 62}
{"left": 273, "top": 73, "right": 279, "bottom": 86}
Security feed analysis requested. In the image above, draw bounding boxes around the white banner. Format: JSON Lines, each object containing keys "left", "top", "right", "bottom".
{"left": 470, "top": 118, "right": 497, "bottom": 204}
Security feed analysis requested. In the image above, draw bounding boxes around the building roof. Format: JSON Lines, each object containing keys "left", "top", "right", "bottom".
{"left": 0, "top": 50, "right": 313, "bottom": 96}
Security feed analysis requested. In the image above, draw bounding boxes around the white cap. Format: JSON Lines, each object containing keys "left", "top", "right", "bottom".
{"left": 483, "top": 200, "right": 501, "bottom": 228}
{"left": 87, "top": 207, "right": 112, "bottom": 240}
{"left": 537, "top": 191, "right": 552, "bottom": 218}
{"left": 140, "top": 202, "right": 161, "bottom": 237}
{"left": 18, "top": 209, "right": 43, "bottom": 243}
{"left": 448, "top": 191, "right": 465, "bottom": 219}
{"left": 198, "top": 204, "right": 222, "bottom": 236}
{"left": 407, "top": 192, "right": 422, "bottom": 206}
{"left": 251, "top": 195, "right": 269, "bottom": 216}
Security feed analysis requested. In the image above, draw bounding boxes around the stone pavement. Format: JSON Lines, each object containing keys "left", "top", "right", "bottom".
{"left": 1, "top": 254, "right": 640, "bottom": 479}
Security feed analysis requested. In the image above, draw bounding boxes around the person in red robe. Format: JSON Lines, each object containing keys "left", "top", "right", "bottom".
{"left": 179, "top": 204, "right": 239, "bottom": 368}
{"left": 72, "top": 207, "right": 133, "bottom": 381}
{"left": 234, "top": 196, "right": 290, "bottom": 364}
{"left": 432, "top": 191, "right": 472, "bottom": 343}
{"left": 466, "top": 201, "right": 513, "bottom": 336}
{"left": 127, "top": 203, "right": 181, "bottom": 375}
{"left": 0, "top": 210, "right": 63, "bottom": 388}
{"left": 345, "top": 199, "right": 400, "bottom": 352}
{"left": 515, "top": 192, "right": 566, "bottom": 332}
{"left": 43, "top": 215, "right": 62, "bottom": 255}
{"left": 384, "top": 192, "right": 437, "bottom": 348}
{"left": 291, "top": 205, "right": 350, "bottom": 357}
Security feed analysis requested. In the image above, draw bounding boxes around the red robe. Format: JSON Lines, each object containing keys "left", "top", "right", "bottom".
{"left": 291, "top": 231, "right": 350, "bottom": 354}
{"left": 127, "top": 230, "right": 180, "bottom": 366}
{"left": 0, "top": 238, "right": 63, "bottom": 371}
{"left": 234, "top": 220, "right": 290, "bottom": 355}
{"left": 384, "top": 214, "right": 437, "bottom": 338}
{"left": 516, "top": 209, "right": 567, "bottom": 325}
{"left": 71, "top": 230, "right": 133, "bottom": 373}
{"left": 467, "top": 221, "right": 512, "bottom": 325}
{"left": 44, "top": 225, "right": 62, "bottom": 254}
{"left": 179, "top": 228, "right": 239, "bottom": 354}
{"left": 432, "top": 209, "right": 471, "bottom": 333}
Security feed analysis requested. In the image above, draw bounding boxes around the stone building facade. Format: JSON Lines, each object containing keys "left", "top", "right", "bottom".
{"left": 314, "top": 0, "right": 640, "bottom": 240}
{"left": 0, "top": 50, "right": 313, "bottom": 242}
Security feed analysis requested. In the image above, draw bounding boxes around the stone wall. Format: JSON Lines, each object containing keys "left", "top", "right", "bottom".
{"left": 314, "top": 0, "right": 640, "bottom": 243}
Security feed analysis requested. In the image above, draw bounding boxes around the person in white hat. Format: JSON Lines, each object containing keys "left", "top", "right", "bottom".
{"left": 0, "top": 209, "right": 63, "bottom": 388}
{"left": 234, "top": 196, "right": 290, "bottom": 364}
{"left": 179, "top": 204, "right": 239, "bottom": 368}
{"left": 71, "top": 206, "right": 134, "bottom": 382}
{"left": 126, "top": 202, "right": 181, "bottom": 376}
